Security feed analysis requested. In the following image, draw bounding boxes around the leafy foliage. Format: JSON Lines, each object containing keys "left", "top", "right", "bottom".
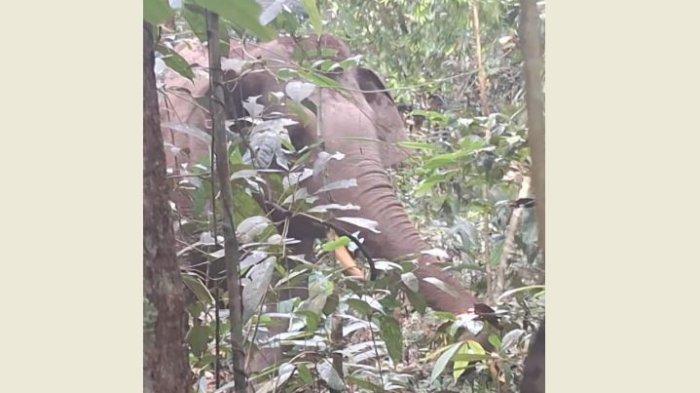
{"left": 149, "top": 0, "right": 545, "bottom": 391}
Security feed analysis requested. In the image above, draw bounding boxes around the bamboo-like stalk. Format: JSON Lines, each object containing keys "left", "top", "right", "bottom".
{"left": 205, "top": 11, "right": 247, "bottom": 393}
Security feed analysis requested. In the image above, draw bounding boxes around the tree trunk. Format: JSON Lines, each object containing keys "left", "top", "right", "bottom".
{"left": 520, "top": 0, "right": 545, "bottom": 256}
{"left": 143, "top": 21, "right": 191, "bottom": 393}
{"left": 519, "top": 1, "right": 546, "bottom": 393}
{"left": 205, "top": 11, "right": 247, "bottom": 392}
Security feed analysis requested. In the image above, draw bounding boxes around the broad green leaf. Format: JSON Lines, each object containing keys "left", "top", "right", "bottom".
{"left": 181, "top": 273, "right": 214, "bottom": 305}
{"left": 144, "top": 0, "right": 174, "bottom": 25}
{"left": 301, "top": 0, "right": 323, "bottom": 35}
{"left": 345, "top": 298, "right": 372, "bottom": 316}
{"left": 379, "top": 315, "right": 403, "bottom": 364}
{"left": 157, "top": 45, "right": 194, "bottom": 81}
{"left": 322, "top": 236, "right": 351, "bottom": 252}
{"left": 429, "top": 342, "right": 462, "bottom": 383}
{"left": 453, "top": 342, "right": 470, "bottom": 380}
{"left": 187, "top": 324, "right": 210, "bottom": 355}
{"left": 193, "top": 0, "right": 275, "bottom": 41}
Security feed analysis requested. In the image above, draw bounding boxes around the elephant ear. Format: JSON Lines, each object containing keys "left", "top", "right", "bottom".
{"left": 355, "top": 68, "right": 410, "bottom": 167}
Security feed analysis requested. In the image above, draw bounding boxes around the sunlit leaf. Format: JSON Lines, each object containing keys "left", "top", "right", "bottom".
{"left": 322, "top": 236, "right": 350, "bottom": 252}
{"left": 453, "top": 342, "right": 470, "bottom": 380}
{"left": 301, "top": 0, "right": 323, "bottom": 35}
{"left": 429, "top": 342, "right": 462, "bottom": 383}
{"left": 144, "top": 0, "right": 174, "bottom": 25}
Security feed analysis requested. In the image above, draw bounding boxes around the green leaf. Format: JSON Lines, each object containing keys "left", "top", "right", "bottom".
{"left": 144, "top": 0, "right": 174, "bottom": 25}
{"left": 157, "top": 45, "right": 194, "bottom": 81}
{"left": 398, "top": 141, "right": 436, "bottom": 151}
{"left": 452, "top": 342, "right": 470, "bottom": 380}
{"left": 429, "top": 342, "right": 462, "bottom": 384}
{"left": 296, "top": 310, "right": 320, "bottom": 333}
{"left": 322, "top": 236, "right": 350, "bottom": 252}
{"left": 488, "top": 334, "right": 502, "bottom": 349}
{"left": 193, "top": 0, "right": 275, "bottom": 41}
{"left": 379, "top": 315, "right": 403, "bottom": 364}
{"left": 424, "top": 150, "right": 469, "bottom": 170}
{"left": 297, "top": 363, "right": 313, "bottom": 385}
{"left": 345, "top": 298, "right": 372, "bottom": 316}
{"left": 187, "top": 325, "right": 210, "bottom": 355}
{"left": 301, "top": 0, "right": 323, "bottom": 35}
{"left": 181, "top": 273, "right": 214, "bottom": 305}
{"left": 415, "top": 175, "right": 442, "bottom": 196}
{"left": 298, "top": 69, "right": 344, "bottom": 89}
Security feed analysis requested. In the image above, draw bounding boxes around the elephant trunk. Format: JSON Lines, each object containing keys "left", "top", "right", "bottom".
{"left": 321, "top": 150, "right": 481, "bottom": 315}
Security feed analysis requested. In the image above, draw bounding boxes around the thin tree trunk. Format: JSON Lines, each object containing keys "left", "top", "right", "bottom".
{"left": 143, "top": 21, "right": 191, "bottom": 393}
{"left": 519, "top": 0, "right": 545, "bottom": 257}
{"left": 471, "top": 0, "right": 490, "bottom": 114}
{"left": 494, "top": 176, "right": 532, "bottom": 301}
{"left": 205, "top": 11, "right": 247, "bottom": 393}
{"left": 519, "top": 2, "right": 545, "bottom": 393}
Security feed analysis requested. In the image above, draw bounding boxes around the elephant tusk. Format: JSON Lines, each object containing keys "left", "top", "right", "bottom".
{"left": 328, "top": 230, "right": 365, "bottom": 280}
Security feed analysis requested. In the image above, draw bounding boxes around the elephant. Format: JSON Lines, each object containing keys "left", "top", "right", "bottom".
{"left": 160, "top": 34, "right": 488, "bottom": 316}
{"left": 157, "top": 34, "right": 507, "bottom": 377}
